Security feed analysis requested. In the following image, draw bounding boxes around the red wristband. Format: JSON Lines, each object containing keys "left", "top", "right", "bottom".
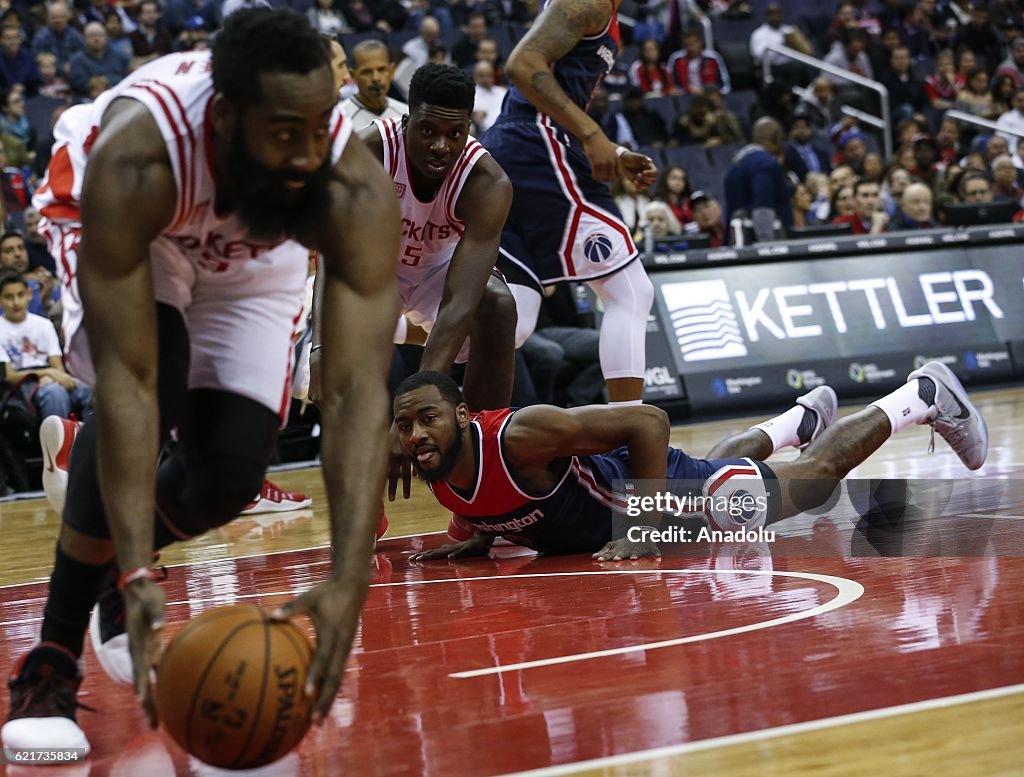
{"left": 118, "top": 566, "right": 156, "bottom": 591}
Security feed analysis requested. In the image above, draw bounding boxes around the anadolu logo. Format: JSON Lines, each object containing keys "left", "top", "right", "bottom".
{"left": 583, "top": 233, "right": 614, "bottom": 263}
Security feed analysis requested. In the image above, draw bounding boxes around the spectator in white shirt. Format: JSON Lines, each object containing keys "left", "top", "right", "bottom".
{"left": 750, "top": 4, "right": 813, "bottom": 67}
{"left": 401, "top": 15, "right": 440, "bottom": 70}
{"left": 0, "top": 272, "right": 92, "bottom": 421}
{"left": 996, "top": 89, "right": 1024, "bottom": 159}
{"left": 472, "top": 60, "right": 506, "bottom": 132}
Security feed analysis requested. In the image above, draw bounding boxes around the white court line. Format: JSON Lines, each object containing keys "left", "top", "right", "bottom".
{"left": 0, "top": 530, "right": 447, "bottom": 590}
{"left": 496, "top": 682, "right": 1024, "bottom": 777}
{"left": 446, "top": 570, "right": 863, "bottom": 678}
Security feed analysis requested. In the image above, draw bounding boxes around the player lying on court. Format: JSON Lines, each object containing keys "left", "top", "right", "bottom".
{"left": 309, "top": 63, "right": 517, "bottom": 411}
{"left": 3, "top": 9, "right": 399, "bottom": 758}
{"left": 393, "top": 362, "right": 988, "bottom": 561}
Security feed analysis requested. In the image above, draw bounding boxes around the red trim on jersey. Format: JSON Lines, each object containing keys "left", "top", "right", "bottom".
{"left": 537, "top": 116, "right": 635, "bottom": 275}
{"left": 383, "top": 119, "right": 399, "bottom": 177}
{"left": 278, "top": 303, "right": 305, "bottom": 424}
{"left": 707, "top": 467, "right": 758, "bottom": 496}
{"left": 571, "top": 459, "right": 627, "bottom": 510}
{"left": 149, "top": 79, "right": 197, "bottom": 225}
{"left": 39, "top": 203, "right": 80, "bottom": 222}
{"left": 42, "top": 145, "right": 74, "bottom": 204}
{"left": 130, "top": 83, "right": 191, "bottom": 231}
{"left": 442, "top": 142, "right": 480, "bottom": 225}
{"left": 330, "top": 112, "right": 345, "bottom": 145}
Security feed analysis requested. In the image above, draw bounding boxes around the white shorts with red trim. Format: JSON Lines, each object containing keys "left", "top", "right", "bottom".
{"left": 41, "top": 218, "right": 307, "bottom": 421}
{"left": 701, "top": 458, "right": 772, "bottom": 531}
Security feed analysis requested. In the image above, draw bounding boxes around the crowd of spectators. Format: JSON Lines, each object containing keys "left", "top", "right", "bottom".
{"left": 601, "top": 0, "right": 1024, "bottom": 244}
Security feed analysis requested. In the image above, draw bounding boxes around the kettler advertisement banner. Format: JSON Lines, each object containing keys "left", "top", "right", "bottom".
{"left": 650, "top": 246, "right": 1022, "bottom": 410}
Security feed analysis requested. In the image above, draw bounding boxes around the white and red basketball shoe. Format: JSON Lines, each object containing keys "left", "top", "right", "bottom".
{"left": 240, "top": 480, "right": 313, "bottom": 514}
{"left": 39, "top": 417, "right": 81, "bottom": 516}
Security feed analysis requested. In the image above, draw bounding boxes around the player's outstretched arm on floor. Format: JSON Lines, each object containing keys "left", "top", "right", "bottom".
{"left": 504, "top": 0, "right": 621, "bottom": 181}
{"left": 422, "top": 157, "right": 512, "bottom": 375}
{"left": 273, "top": 132, "right": 400, "bottom": 724}
{"left": 78, "top": 97, "right": 177, "bottom": 726}
{"left": 506, "top": 404, "right": 670, "bottom": 561}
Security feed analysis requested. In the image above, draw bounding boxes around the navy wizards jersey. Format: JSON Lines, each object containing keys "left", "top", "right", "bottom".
{"left": 428, "top": 409, "right": 769, "bottom": 555}
{"left": 500, "top": 0, "right": 622, "bottom": 119}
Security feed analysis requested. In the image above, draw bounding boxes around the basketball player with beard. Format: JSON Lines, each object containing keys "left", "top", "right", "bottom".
{"left": 3, "top": 9, "right": 400, "bottom": 758}
{"left": 393, "top": 367, "right": 987, "bottom": 561}
{"left": 481, "top": 0, "right": 659, "bottom": 405}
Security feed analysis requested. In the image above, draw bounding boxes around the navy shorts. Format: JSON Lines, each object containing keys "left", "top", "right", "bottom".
{"left": 482, "top": 115, "right": 638, "bottom": 289}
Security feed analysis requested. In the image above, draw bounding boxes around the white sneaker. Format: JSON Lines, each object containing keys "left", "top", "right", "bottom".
{"left": 240, "top": 480, "right": 312, "bottom": 514}
{"left": 2, "top": 644, "right": 91, "bottom": 763}
{"left": 39, "top": 417, "right": 81, "bottom": 515}
{"left": 87, "top": 594, "right": 133, "bottom": 687}
{"left": 907, "top": 361, "right": 988, "bottom": 471}
{"left": 795, "top": 385, "right": 838, "bottom": 449}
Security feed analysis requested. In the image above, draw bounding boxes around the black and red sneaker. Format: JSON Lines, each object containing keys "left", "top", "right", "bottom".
{"left": 2, "top": 643, "right": 90, "bottom": 759}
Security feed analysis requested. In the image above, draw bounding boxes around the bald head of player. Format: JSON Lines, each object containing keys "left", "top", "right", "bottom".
{"left": 394, "top": 371, "right": 471, "bottom": 483}
{"left": 210, "top": 9, "right": 336, "bottom": 239}
{"left": 402, "top": 63, "right": 475, "bottom": 185}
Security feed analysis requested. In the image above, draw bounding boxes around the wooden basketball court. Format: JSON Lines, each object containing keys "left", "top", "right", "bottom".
{"left": 1, "top": 386, "right": 1022, "bottom": 776}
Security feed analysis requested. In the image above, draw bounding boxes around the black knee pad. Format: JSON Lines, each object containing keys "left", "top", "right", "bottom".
{"left": 157, "top": 450, "right": 267, "bottom": 537}
{"left": 62, "top": 421, "right": 112, "bottom": 539}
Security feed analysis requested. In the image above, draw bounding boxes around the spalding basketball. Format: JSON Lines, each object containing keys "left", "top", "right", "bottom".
{"left": 156, "top": 605, "right": 314, "bottom": 769}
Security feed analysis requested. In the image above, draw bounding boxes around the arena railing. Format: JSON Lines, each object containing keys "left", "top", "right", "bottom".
{"left": 762, "top": 43, "right": 892, "bottom": 160}
{"left": 946, "top": 110, "right": 1024, "bottom": 142}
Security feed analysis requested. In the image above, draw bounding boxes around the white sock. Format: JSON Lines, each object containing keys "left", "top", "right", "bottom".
{"left": 751, "top": 405, "right": 805, "bottom": 453}
{"left": 869, "top": 379, "right": 936, "bottom": 437}
{"left": 609, "top": 399, "right": 643, "bottom": 406}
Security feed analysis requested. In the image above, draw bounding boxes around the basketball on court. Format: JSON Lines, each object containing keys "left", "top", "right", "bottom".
{"left": 155, "top": 605, "right": 314, "bottom": 770}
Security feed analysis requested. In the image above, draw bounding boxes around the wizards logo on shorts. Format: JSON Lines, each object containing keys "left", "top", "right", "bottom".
{"left": 583, "top": 233, "right": 614, "bottom": 263}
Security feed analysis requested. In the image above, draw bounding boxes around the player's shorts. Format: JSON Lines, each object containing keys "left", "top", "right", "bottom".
{"left": 590, "top": 447, "right": 780, "bottom": 531}
{"left": 397, "top": 265, "right": 509, "bottom": 363}
{"left": 481, "top": 112, "right": 638, "bottom": 290}
{"left": 41, "top": 218, "right": 307, "bottom": 422}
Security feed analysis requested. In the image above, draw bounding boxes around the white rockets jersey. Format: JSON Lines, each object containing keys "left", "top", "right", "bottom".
{"left": 375, "top": 118, "right": 487, "bottom": 280}
{"left": 33, "top": 50, "right": 352, "bottom": 279}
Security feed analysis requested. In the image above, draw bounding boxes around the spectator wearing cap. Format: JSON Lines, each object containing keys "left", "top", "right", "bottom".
{"left": 784, "top": 112, "right": 830, "bottom": 180}
{"left": 880, "top": 45, "right": 926, "bottom": 125}
{"left": 630, "top": 39, "right": 672, "bottom": 97}
{"left": 31, "top": 0, "right": 84, "bottom": 74}
{"left": 128, "top": 0, "right": 172, "bottom": 65}
{"left": 685, "top": 190, "right": 727, "bottom": 246}
{"left": 668, "top": 29, "right": 730, "bottom": 95}
{"left": 176, "top": 15, "right": 209, "bottom": 51}
{"left": 724, "top": 117, "right": 793, "bottom": 239}
{"left": 996, "top": 38, "right": 1024, "bottom": 91}
{"left": 163, "top": 0, "right": 219, "bottom": 38}
{"left": 833, "top": 128, "right": 867, "bottom": 174}
{"left": 832, "top": 178, "right": 889, "bottom": 234}
{"left": 907, "top": 133, "right": 939, "bottom": 187}
{"left": 0, "top": 25, "right": 40, "bottom": 96}
{"left": 68, "top": 22, "right": 128, "bottom": 99}
{"left": 888, "top": 182, "right": 935, "bottom": 230}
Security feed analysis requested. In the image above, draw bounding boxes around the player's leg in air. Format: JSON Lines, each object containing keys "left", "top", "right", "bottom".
{"left": 697, "top": 362, "right": 987, "bottom": 534}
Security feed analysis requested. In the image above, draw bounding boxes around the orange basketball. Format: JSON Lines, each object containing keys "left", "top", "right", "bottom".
{"left": 155, "top": 604, "right": 314, "bottom": 770}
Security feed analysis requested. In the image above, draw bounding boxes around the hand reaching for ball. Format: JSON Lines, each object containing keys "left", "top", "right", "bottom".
{"left": 271, "top": 574, "right": 370, "bottom": 724}
{"left": 123, "top": 576, "right": 166, "bottom": 728}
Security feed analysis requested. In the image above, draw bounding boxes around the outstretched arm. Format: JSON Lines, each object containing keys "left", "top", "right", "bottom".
{"left": 504, "top": 0, "right": 621, "bottom": 181}
{"left": 77, "top": 98, "right": 177, "bottom": 723}
{"left": 420, "top": 157, "right": 512, "bottom": 374}
{"left": 275, "top": 133, "right": 401, "bottom": 722}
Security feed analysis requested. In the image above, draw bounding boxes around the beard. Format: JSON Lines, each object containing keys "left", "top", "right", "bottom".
{"left": 414, "top": 425, "right": 466, "bottom": 484}
{"left": 226, "top": 124, "right": 333, "bottom": 241}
